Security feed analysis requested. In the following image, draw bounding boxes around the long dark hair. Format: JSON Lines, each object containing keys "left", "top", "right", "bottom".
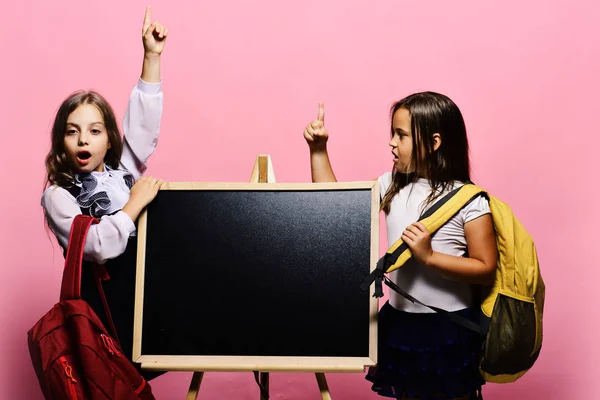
{"left": 44, "top": 91, "right": 123, "bottom": 189}
{"left": 381, "top": 91, "right": 471, "bottom": 214}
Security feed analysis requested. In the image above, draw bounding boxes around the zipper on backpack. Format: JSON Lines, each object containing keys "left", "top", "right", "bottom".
{"left": 100, "top": 333, "right": 120, "bottom": 356}
{"left": 58, "top": 356, "right": 78, "bottom": 400}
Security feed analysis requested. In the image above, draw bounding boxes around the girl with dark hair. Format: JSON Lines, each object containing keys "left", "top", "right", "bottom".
{"left": 303, "top": 93, "right": 497, "bottom": 399}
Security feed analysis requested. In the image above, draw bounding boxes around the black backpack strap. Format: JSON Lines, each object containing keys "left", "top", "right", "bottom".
{"left": 383, "top": 277, "right": 482, "bottom": 334}
{"left": 360, "top": 256, "right": 389, "bottom": 297}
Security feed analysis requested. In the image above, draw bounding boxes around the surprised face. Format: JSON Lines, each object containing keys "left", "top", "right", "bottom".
{"left": 63, "top": 104, "right": 111, "bottom": 174}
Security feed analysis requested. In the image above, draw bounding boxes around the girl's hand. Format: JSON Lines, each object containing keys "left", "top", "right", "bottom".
{"left": 142, "top": 6, "right": 168, "bottom": 56}
{"left": 129, "top": 176, "right": 165, "bottom": 209}
{"left": 303, "top": 102, "right": 328, "bottom": 151}
{"left": 122, "top": 176, "right": 164, "bottom": 222}
{"left": 402, "top": 222, "right": 435, "bottom": 266}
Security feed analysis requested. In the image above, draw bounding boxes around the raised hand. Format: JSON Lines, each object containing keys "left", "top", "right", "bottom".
{"left": 303, "top": 102, "right": 328, "bottom": 151}
{"left": 142, "top": 5, "right": 168, "bottom": 56}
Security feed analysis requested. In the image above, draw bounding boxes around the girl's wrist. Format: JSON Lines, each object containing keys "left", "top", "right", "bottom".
{"left": 309, "top": 145, "right": 328, "bottom": 154}
{"left": 144, "top": 51, "right": 161, "bottom": 60}
{"left": 123, "top": 197, "right": 145, "bottom": 215}
{"left": 423, "top": 251, "right": 439, "bottom": 268}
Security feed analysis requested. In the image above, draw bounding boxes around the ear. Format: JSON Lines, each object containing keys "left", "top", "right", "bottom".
{"left": 107, "top": 141, "right": 112, "bottom": 149}
{"left": 432, "top": 133, "right": 442, "bottom": 152}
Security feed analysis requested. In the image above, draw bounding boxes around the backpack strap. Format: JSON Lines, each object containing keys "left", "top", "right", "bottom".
{"left": 360, "top": 183, "right": 489, "bottom": 334}
{"left": 361, "top": 187, "right": 462, "bottom": 296}
{"left": 359, "top": 186, "right": 463, "bottom": 297}
{"left": 60, "top": 215, "right": 99, "bottom": 300}
{"left": 58, "top": 215, "right": 122, "bottom": 343}
{"left": 382, "top": 276, "right": 482, "bottom": 333}
{"left": 93, "top": 265, "right": 122, "bottom": 345}
{"left": 362, "top": 184, "right": 486, "bottom": 296}
{"left": 386, "top": 184, "right": 488, "bottom": 273}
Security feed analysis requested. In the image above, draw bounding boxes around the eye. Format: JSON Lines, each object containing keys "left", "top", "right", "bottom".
{"left": 65, "top": 129, "right": 77, "bottom": 135}
{"left": 91, "top": 129, "right": 102, "bottom": 134}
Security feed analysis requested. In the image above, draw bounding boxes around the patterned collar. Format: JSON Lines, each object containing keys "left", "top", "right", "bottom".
{"left": 68, "top": 164, "right": 134, "bottom": 219}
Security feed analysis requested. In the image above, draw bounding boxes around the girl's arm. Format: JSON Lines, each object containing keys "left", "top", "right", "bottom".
{"left": 42, "top": 188, "right": 136, "bottom": 264}
{"left": 42, "top": 177, "right": 164, "bottom": 264}
{"left": 304, "top": 102, "right": 337, "bottom": 182}
{"left": 402, "top": 206, "right": 498, "bottom": 285}
{"left": 120, "top": 6, "right": 168, "bottom": 180}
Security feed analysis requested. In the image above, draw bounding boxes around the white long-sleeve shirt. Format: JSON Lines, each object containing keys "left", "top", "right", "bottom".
{"left": 42, "top": 78, "right": 163, "bottom": 264}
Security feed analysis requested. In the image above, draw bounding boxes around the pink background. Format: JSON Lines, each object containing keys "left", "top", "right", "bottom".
{"left": 1, "top": 0, "right": 597, "bottom": 399}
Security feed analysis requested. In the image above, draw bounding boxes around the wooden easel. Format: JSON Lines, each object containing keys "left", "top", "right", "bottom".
{"left": 185, "top": 154, "right": 332, "bottom": 400}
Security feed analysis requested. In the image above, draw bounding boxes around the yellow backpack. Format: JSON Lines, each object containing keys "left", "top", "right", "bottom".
{"left": 362, "top": 184, "right": 545, "bottom": 383}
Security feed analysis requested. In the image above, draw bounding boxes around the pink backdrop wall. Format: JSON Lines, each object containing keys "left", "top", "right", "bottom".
{"left": 2, "top": 0, "right": 597, "bottom": 398}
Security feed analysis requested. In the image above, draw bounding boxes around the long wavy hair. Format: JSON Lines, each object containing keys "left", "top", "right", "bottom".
{"left": 44, "top": 91, "right": 123, "bottom": 189}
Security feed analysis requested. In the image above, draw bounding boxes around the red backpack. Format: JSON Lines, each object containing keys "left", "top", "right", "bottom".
{"left": 28, "top": 215, "right": 155, "bottom": 399}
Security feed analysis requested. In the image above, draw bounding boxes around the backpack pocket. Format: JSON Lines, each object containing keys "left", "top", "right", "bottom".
{"left": 46, "top": 355, "right": 84, "bottom": 400}
{"left": 77, "top": 335, "right": 150, "bottom": 399}
{"left": 481, "top": 291, "right": 538, "bottom": 376}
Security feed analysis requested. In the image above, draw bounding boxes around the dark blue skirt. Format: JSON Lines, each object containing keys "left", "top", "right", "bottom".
{"left": 366, "top": 302, "right": 484, "bottom": 399}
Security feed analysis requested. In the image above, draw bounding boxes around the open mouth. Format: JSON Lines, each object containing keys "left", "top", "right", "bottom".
{"left": 76, "top": 151, "right": 92, "bottom": 164}
{"left": 77, "top": 151, "right": 92, "bottom": 160}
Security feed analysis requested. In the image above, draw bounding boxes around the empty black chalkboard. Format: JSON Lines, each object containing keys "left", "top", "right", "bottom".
{"left": 133, "top": 182, "right": 379, "bottom": 371}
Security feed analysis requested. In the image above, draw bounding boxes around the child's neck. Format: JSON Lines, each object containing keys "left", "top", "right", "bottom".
{"left": 75, "top": 163, "right": 105, "bottom": 175}
{"left": 415, "top": 170, "right": 429, "bottom": 179}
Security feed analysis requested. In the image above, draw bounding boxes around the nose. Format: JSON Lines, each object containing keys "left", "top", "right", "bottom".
{"left": 389, "top": 134, "right": 398, "bottom": 148}
{"left": 77, "top": 132, "right": 89, "bottom": 146}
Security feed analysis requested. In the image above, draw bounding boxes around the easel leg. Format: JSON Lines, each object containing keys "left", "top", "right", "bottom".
{"left": 260, "top": 372, "right": 269, "bottom": 400}
{"left": 315, "top": 373, "right": 332, "bottom": 400}
{"left": 253, "top": 155, "right": 272, "bottom": 400}
{"left": 186, "top": 372, "right": 204, "bottom": 400}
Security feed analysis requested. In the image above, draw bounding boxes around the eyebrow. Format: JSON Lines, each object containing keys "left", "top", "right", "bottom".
{"left": 65, "top": 122, "right": 105, "bottom": 128}
{"left": 393, "top": 127, "right": 409, "bottom": 134}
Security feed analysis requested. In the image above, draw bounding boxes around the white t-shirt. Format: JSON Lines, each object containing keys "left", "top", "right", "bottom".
{"left": 378, "top": 172, "right": 490, "bottom": 313}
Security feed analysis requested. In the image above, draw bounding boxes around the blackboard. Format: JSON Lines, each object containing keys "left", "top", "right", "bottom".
{"left": 133, "top": 182, "right": 379, "bottom": 372}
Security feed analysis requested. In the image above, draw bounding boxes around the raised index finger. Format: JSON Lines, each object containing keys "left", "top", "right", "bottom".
{"left": 318, "top": 101, "right": 324, "bottom": 124}
{"left": 143, "top": 5, "right": 152, "bottom": 30}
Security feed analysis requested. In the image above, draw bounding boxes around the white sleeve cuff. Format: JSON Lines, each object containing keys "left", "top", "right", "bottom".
{"left": 137, "top": 77, "right": 162, "bottom": 95}
{"left": 112, "top": 210, "right": 137, "bottom": 235}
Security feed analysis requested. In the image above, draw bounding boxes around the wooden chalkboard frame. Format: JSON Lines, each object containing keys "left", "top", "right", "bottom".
{"left": 132, "top": 181, "right": 379, "bottom": 372}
